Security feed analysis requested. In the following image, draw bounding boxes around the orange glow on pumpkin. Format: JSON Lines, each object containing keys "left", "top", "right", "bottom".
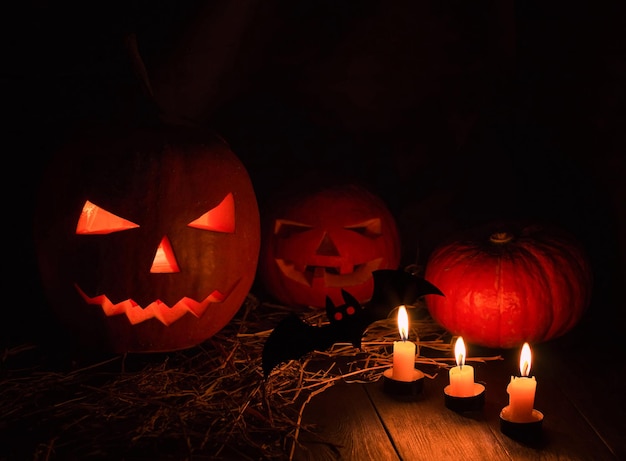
{"left": 424, "top": 222, "right": 593, "bottom": 348}
{"left": 259, "top": 184, "right": 401, "bottom": 308}
{"left": 273, "top": 217, "right": 386, "bottom": 286}
{"left": 150, "top": 236, "right": 180, "bottom": 273}
{"left": 34, "top": 126, "right": 261, "bottom": 353}
{"left": 75, "top": 283, "right": 234, "bottom": 326}
{"left": 76, "top": 200, "right": 139, "bottom": 234}
{"left": 188, "top": 192, "right": 235, "bottom": 233}
{"left": 73, "top": 194, "right": 240, "bottom": 323}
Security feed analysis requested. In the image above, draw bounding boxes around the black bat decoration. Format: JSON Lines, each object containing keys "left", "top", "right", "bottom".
{"left": 262, "top": 269, "right": 444, "bottom": 377}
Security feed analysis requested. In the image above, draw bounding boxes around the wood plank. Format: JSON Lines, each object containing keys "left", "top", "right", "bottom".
{"left": 535, "top": 331, "right": 626, "bottom": 460}
{"left": 476, "top": 346, "right": 618, "bottom": 461}
{"left": 365, "top": 365, "right": 507, "bottom": 461}
{"left": 292, "top": 343, "right": 619, "bottom": 460}
{"left": 366, "top": 348, "right": 618, "bottom": 461}
{"left": 291, "top": 308, "right": 623, "bottom": 461}
{"left": 293, "top": 381, "right": 400, "bottom": 461}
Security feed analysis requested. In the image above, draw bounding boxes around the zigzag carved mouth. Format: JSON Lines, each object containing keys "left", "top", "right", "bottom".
{"left": 75, "top": 280, "right": 240, "bottom": 326}
{"left": 275, "top": 258, "right": 383, "bottom": 288}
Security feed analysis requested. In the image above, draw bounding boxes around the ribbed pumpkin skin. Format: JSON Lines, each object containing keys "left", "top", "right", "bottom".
{"left": 423, "top": 222, "right": 592, "bottom": 349}
{"left": 34, "top": 125, "right": 260, "bottom": 353}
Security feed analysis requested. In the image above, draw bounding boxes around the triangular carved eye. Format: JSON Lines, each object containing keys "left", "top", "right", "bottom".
{"left": 188, "top": 193, "right": 235, "bottom": 233}
{"left": 274, "top": 219, "right": 312, "bottom": 238}
{"left": 345, "top": 218, "right": 382, "bottom": 238}
{"left": 76, "top": 200, "right": 140, "bottom": 235}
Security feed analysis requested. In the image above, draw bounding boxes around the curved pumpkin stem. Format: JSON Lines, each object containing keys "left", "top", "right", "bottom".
{"left": 124, "top": 32, "right": 155, "bottom": 103}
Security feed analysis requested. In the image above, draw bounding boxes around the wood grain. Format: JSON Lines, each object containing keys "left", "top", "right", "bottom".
{"left": 294, "top": 382, "right": 400, "bottom": 460}
{"left": 294, "top": 340, "right": 622, "bottom": 461}
{"left": 366, "top": 369, "right": 506, "bottom": 461}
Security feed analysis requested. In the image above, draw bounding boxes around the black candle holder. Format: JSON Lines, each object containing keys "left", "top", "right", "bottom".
{"left": 499, "top": 405, "right": 544, "bottom": 443}
{"left": 443, "top": 382, "right": 486, "bottom": 412}
{"left": 382, "top": 368, "right": 425, "bottom": 397}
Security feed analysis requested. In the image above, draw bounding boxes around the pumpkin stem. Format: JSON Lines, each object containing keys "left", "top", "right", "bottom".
{"left": 489, "top": 232, "right": 514, "bottom": 244}
{"left": 124, "top": 33, "right": 154, "bottom": 102}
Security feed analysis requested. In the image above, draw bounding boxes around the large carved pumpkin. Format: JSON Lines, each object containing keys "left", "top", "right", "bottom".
{"left": 34, "top": 125, "right": 260, "bottom": 353}
{"left": 258, "top": 183, "right": 401, "bottom": 308}
{"left": 423, "top": 221, "right": 593, "bottom": 348}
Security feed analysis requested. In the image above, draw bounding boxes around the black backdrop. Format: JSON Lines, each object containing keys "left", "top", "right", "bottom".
{"left": 3, "top": 0, "right": 624, "bottom": 348}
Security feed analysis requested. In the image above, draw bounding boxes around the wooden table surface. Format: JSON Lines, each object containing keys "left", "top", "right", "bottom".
{"left": 1, "top": 279, "right": 623, "bottom": 460}
{"left": 292, "top": 317, "right": 625, "bottom": 461}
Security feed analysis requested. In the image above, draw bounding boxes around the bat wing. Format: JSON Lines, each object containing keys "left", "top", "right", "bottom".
{"left": 262, "top": 314, "right": 337, "bottom": 378}
{"left": 262, "top": 272, "right": 443, "bottom": 377}
{"left": 364, "top": 269, "right": 444, "bottom": 323}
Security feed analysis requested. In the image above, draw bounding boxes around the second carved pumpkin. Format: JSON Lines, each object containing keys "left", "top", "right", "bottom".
{"left": 258, "top": 183, "right": 401, "bottom": 308}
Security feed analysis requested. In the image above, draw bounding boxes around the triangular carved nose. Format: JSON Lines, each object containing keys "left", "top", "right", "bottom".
{"left": 150, "top": 236, "right": 181, "bottom": 273}
{"left": 316, "top": 234, "right": 340, "bottom": 256}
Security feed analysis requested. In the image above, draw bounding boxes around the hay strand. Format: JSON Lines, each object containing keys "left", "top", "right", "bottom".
{"left": 0, "top": 294, "right": 498, "bottom": 460}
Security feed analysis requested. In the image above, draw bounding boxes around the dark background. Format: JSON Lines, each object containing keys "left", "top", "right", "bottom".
{"left": 3, "top": 1, "right": 624, "bottom": 348}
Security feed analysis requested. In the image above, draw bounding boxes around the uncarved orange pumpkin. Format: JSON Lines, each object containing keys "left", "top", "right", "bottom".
{"left": 258, "top": 183, "right": 401, "bottom": 309}
{"left": 423, "top": 221, "right": 593, "bottom": 349}
{"left": 34, "top": 125, "right": 260, "bottom": 353}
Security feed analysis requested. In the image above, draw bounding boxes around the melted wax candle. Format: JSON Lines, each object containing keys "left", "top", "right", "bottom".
{"left": 448, "top": 337, "right": 475, "bottom": 397}
{"left": 507, "top": 342, "right": 537, "bottom": 422}
{"left": 392, "top": 306, "right": 416, "bottom": 382}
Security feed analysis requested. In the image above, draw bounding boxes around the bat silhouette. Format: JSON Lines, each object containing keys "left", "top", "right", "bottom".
{"left": 262, "top": 269, "right": 444, "bottom": 377}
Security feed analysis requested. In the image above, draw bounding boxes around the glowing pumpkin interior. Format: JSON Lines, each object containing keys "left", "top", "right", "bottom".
{"left": 72, "top": 193, "right": 236, "bottom": 325}
{"left": 259, "top": 183, "right": 401, "bottom": 308}
{"left": 273, "top": 217, "right": 386, "bottom": 288}
{"left": 34, "top": 126, "right": 260, "bottom": 353}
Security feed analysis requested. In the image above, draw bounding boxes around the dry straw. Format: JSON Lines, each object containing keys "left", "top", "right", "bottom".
{"left": 0, "top": 294, "right": 498, "bottom": 460}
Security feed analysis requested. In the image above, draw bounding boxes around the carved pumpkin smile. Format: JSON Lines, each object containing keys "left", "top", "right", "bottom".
{"left": 75, "top": 281, "right": 239, "bottom": 326}
{"left": 34, "top": 126, "right": 260, "bottom": 353}
{"left": 259, "top": 184, "right": 401, "bottom": 308}
{"left": 275, "top": 257, "right": 383, "bottom": 288}
{"left": 72, "top": 194, "right": 239, "bottom": 326}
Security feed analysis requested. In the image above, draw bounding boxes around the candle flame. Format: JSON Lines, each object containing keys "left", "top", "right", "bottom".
{"left": 454, "top": 336, "right": 466, "bottom": 367}
{"left": 397, "top": 305, "right": 409, "bottom": 341}
{"left": 519, "top": 342, "right": 532, "bottom": 377}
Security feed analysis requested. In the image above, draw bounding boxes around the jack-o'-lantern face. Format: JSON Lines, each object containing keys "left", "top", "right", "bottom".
{"left": 258, "top": 184, "right": 401, "bottom": 308}
{"left": 34, "top": 126, "right": 260, "bottom": 353}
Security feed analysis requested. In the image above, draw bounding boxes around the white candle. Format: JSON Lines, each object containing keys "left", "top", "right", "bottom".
{"left": 507, "top": 342, "right": 537, "bottom": 422}
{"left": 392, "top": 305, "right": 416, "bottom": 382}
{"left": 448, "top": 336, "right": 475, "bottom": 397}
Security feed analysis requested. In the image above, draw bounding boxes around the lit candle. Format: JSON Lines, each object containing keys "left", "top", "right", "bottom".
{"left": 448, "top": 337, "right": 475, "bottom": 397}
{"left": 506, "top": 342, "right": 537, "bottom": 422}
{"left": 392, "top": 305, "right": 416, "bottom": 382}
